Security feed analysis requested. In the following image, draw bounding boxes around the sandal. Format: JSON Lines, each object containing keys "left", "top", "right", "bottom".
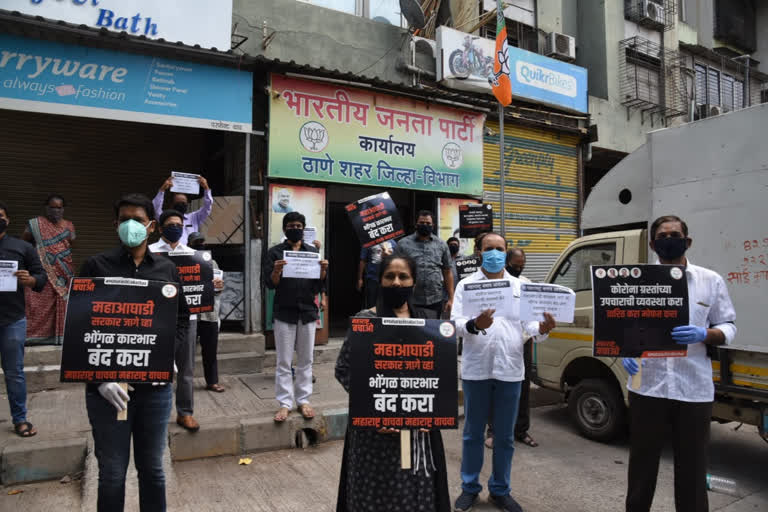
{"left": 516, "top": 433, "right": 539, "bottom": 447}
{"left": 273, "top": 407, "right": 290, "bottom": 423}
{"left": 297, "top": 403, "right": 315, "bottom": 419}
{"left": 14, "top": 421, "right": 37, "bottom": 438}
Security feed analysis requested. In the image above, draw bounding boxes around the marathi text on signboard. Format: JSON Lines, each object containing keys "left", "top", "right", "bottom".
{"left": 455, "top": 256, "right": 480, "bottom": 281}
{"left": 346, "top": 192, "right": 405, "bottom": 249}
{"left": 592, "top": 265, "right": 689, "bottom": 358}
{"left": 459, "top": 203, "right": 493, "bottom": 238}
{"left": 348, "top": 317, "right": 458, "bottom": 430}
{"left": 161, "top": 250, "right": 214, "bottom": 315}
{"left": 60, "top": 277, "right": 178, "bottom": 383}
{"left": 268, "top": 74, "right": 486, "bottom": 195}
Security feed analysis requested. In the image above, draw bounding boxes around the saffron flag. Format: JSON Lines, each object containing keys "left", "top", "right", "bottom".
{"left": 489, "top": 1, "right": 512, "bottom": 106}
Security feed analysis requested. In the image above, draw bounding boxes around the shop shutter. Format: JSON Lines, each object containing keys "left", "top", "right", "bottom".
{"left": 0, "top": 109, "right": 205, "bottom": 270}
{"left": 482, "top": 121, "right": 580, "bottom": 282}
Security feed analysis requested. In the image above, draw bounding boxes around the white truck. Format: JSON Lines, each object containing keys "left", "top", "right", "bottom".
{"left": 533, "top": 103, "right": 768, "bottom": 442}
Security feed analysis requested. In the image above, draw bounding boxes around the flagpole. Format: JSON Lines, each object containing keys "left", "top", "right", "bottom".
{"left": 499, "top": 104, "right": 505, "bottom": 239}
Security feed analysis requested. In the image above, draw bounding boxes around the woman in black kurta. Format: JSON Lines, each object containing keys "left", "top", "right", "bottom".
{"left": 335, "top": 255, "right": 451, "bottom": 512}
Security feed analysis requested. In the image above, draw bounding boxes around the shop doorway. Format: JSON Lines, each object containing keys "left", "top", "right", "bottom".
{"left": 326, "top": 186, "right": 415, "bottom": 336}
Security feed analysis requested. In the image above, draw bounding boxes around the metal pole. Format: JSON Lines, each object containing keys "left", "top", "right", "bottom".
{"left": 243, "top": 134, "right": 252, "bottom": 334}
{"left": 498, "top": 104, "right": 505, "bottom": 239}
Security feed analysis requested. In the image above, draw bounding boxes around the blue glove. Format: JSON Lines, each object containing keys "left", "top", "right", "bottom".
{"left": 671, "top": 325, "right": 707, "bottom": 344}
{"left": 622, "top": 358, "right": 639, "bottom": 376}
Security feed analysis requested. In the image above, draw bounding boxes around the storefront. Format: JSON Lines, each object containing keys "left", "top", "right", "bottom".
{"left": 265, "top": 73, "right": 487, "bottom": 336}
{"left": 0, "top": 30, "right": 257, "bottom": 334}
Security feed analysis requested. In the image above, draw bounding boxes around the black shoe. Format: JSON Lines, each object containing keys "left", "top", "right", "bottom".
{"left": 454, "top": 491, "right": 478, "bottom": 511}
{"left": 489, "top": 494, "right": 523, "bottom": 512}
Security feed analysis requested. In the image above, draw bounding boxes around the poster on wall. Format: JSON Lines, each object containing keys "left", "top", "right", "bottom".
{"left": 268, "top": 74, "right": 486, "bottom": 196}
{"left": 267, "top": 184, "right": 326, "bottom": 330}
{"left": 438, "top": 197, "right": 481, "bottom": 256}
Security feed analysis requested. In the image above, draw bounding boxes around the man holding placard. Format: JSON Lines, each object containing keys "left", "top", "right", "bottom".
{"left": 452, "top": 233, "right": 555, "bottom": 512}
{"left": 152, "top": 173, "right": 213, "bottom": 246}
{"left": 621, "top": 216, "right": 736, "bottom": 512}
{"left": 78, "top": 193, "right": 189, "bottom": 511}
{"left": 264, "top": 211, "right": 328, "bottom": 423}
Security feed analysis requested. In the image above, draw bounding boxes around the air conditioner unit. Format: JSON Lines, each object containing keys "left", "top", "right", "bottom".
{"left": 546, "top": 32, "right": 576, "bottom": 62}
{"left": 709, "top": 105, "right": 723, "bottom": 116}
{"left": 638, "top": 0, "right": 665, "bottom": 28}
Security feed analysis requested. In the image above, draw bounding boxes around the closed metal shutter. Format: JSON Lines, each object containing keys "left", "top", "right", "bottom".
{"left": 482, "top": 121, "right": 580, "bottom": 282}
{"left": 0, "top": 109, "right": 205, "bottom": 270}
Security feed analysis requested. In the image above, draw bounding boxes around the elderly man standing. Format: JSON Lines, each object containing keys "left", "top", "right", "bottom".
{"left": 452, "top": 232, "right": 555, "bottom": 512}
{"left": 394, "top": 210, "right": 454, "bottom": 319}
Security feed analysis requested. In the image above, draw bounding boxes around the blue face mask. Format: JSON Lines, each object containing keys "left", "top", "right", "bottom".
{"left": 481, "top": 249, "right": 506, "bottom": 273}
{"left": 118, "top": 220, "right": 150, "bottom": 248}
{"left": 162, "top": 225, "right": 184, "bottom": 243}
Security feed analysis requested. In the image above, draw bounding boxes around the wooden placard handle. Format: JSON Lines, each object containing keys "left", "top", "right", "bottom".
{"left": 117, "top": 383, "right": 128, "bottom": 421}
{"left": 400, "top": 430, "right": 411, "bottom": 470}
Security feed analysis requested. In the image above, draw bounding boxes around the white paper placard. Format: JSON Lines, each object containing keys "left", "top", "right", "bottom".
{"left": 520, "top": 283, "right": 575, "bottom": 323}
{"left": 0, "top": 260, "right": 19, "bottom": 292}
{"left": 170, "top": 172, "right": 200, "bottom": 195}
{"left": 282, "top": 250, "right": 321, "bottom": 279}
{"left": 213, "top": 269, "right": 224, "bottom": 280}
{"left": 303, "top": 227, "right": 317, "bottom": 245}
{"left": 461, "top": 279, "right": 516, "bottom": 320}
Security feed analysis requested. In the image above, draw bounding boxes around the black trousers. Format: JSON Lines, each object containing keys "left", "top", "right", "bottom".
{"left": 626, "top": 392, "right": 712, "bottom": 512}
{"left": 486, "top": 339, "right": 532, "bottom": 438}
{"left": 197, "top": 320, "right": 220, "bottom": 386}
{"left": 364, "top": 279, "right": 379, "bottom": 309}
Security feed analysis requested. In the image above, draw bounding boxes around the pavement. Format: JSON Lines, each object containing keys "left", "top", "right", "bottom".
{"left": 2, "top": 403, "right": 766, "bottom": 511}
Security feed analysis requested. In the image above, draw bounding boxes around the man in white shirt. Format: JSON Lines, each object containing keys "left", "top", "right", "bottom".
{"left": 451, "top": 233, "right": 555, "bottom": 512}
{"left": 622, "top": 215, "right": 737, "bottom": 512}
{"left": 148, "top": 210, "right": 201, "bottom": 432}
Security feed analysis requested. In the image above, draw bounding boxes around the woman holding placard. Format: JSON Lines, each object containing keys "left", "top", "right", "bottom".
{"left": 335, "top": 254, "right": 450, "bottom": 512}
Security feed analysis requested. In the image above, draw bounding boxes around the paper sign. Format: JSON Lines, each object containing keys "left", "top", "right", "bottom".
{"left": 283, "top": 250, "right": 321, "bottom": 279}
{"left": 346, "top": 192, "right": 405, "bottom": 249}
{"left": 303, "top": 227, "right": 318, "bottom": 245}
{"left": 461, "top": 279, "right": 516, "bottom": 320}
{"left": 170, "top": 172, "right": 201, "bottom": 196}
{"left": 520, "top": 283, "right": 575, "bottom": 323}
{"left": 0, "top": 260, "right": 19, "bottom": 292}
{"left": 592, "top": 264, "right": 689, "bottom": 358}
{"left": 459, "top": 203, "right": 493, "bottom": 238}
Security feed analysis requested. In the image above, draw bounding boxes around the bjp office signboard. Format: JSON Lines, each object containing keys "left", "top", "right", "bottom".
{"left": 268, "top": 74, "right": 486, "bottom": 196}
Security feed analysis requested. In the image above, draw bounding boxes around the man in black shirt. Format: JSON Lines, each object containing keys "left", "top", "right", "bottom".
{"left": 79, "top": 193, "right": 189, "bottom": 512}
{"left": 0, "top": 200, "right": 46, "bottom": 438}
{"left": 263, "top": 211, "right": 328, "bottom": 423}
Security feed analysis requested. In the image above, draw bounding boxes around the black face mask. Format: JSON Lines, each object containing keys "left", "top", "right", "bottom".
{"left": 653, "top": 237, "right": 688, "bottom": 261}
{"left": 0, "top": 219, "right": 7, "bottom": 234}
{"left": 381, "top": 285, "right": 414, "bottom": 309}
{"left": 416, "top": 224, "right": 432, "bottom": 236}
{"left": 285, "top": 228, "right": 304, "bottom": 243}
{"left": 449, "top": 244, "right": 460, "bottom": 255}
{"left": 172, "top": 202, "right": 188, "bottom": 214}
{"left": 506, "top": 265, "right": 523, "bottom": 278}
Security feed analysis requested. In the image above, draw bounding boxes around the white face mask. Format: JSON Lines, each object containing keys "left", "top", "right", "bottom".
{"left": 118, "top": 219, "right": 151, "bottom": 247}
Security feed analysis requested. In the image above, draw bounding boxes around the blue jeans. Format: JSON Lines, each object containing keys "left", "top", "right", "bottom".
{"left": 86, "top": 384, "right": 172, "bottom": 512}
{"left": 0, "top": 318, "right": 27, "bottom": 424}
{"left": 461, "top": 379, "right": 522, "bottom": 496}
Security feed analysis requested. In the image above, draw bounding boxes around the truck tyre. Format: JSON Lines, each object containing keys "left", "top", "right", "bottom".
{"left": 568, "top": 378, "right": 626, "bottom": 442}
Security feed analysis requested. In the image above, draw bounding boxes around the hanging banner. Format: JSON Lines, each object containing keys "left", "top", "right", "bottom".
{"left": 60, "top": 277, "right": 178, "bottom": 383}
{"left": 346, "top": 192, "right": 405, "bottom": 249}
{"left": 459, "top": 203, "right": 493, "bottom": 238}
{"left": 592, "top": 265, "right": 689, "bottom": 358}
{"left": 3, "top": 0, "right": 233, "bottom": 50}
{"left": 0, "top": 34, "right": 252, "bottom": 132}
{"left": 348, "top": 317, "right": 458, "bottom": 430}
{"left": 268, "top": 74, "right": 485, "bottom": 195}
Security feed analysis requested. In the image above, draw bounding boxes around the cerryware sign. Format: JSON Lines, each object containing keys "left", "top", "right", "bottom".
{"left": 268, "top": 74, "right": 486, "bottom": 196}
{"left": 436, "top": 26, "right": 588, "bottom": 113}
{"left": 0, "top": 34, "right": 252, "bottom": 132}
{"left": 3, "top": 0, "right": 233, "bottom": 50}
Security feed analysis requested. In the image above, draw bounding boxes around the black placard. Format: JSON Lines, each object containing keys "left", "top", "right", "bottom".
{"left": 592, "top": 264, "right": 689, "bottom": 358}
{"left": 455, "top": 256, "right": 480, "bottom": 281}
{"left": 160, "top": 250, "right": 214, "bottom": 315}
{"left": 348, "top": 317, "right": 458, "bottom": 430}
{"left": 459, "top": 203, "right": 493, "bottom": 238}
{"left": 60, "top": 277, "right": 179, "bottom": 383}
{"left": 346, "top": 192, "right": 405, "bottom": 249}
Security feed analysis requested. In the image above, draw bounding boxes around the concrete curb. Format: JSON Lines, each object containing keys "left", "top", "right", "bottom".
{"left": 0, "top": 436, "right": 87, "bottom": 485}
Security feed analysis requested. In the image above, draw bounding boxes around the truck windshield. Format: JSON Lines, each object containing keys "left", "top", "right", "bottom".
{"left": 552, "top": 243, "right": 616, "bottom": 292}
